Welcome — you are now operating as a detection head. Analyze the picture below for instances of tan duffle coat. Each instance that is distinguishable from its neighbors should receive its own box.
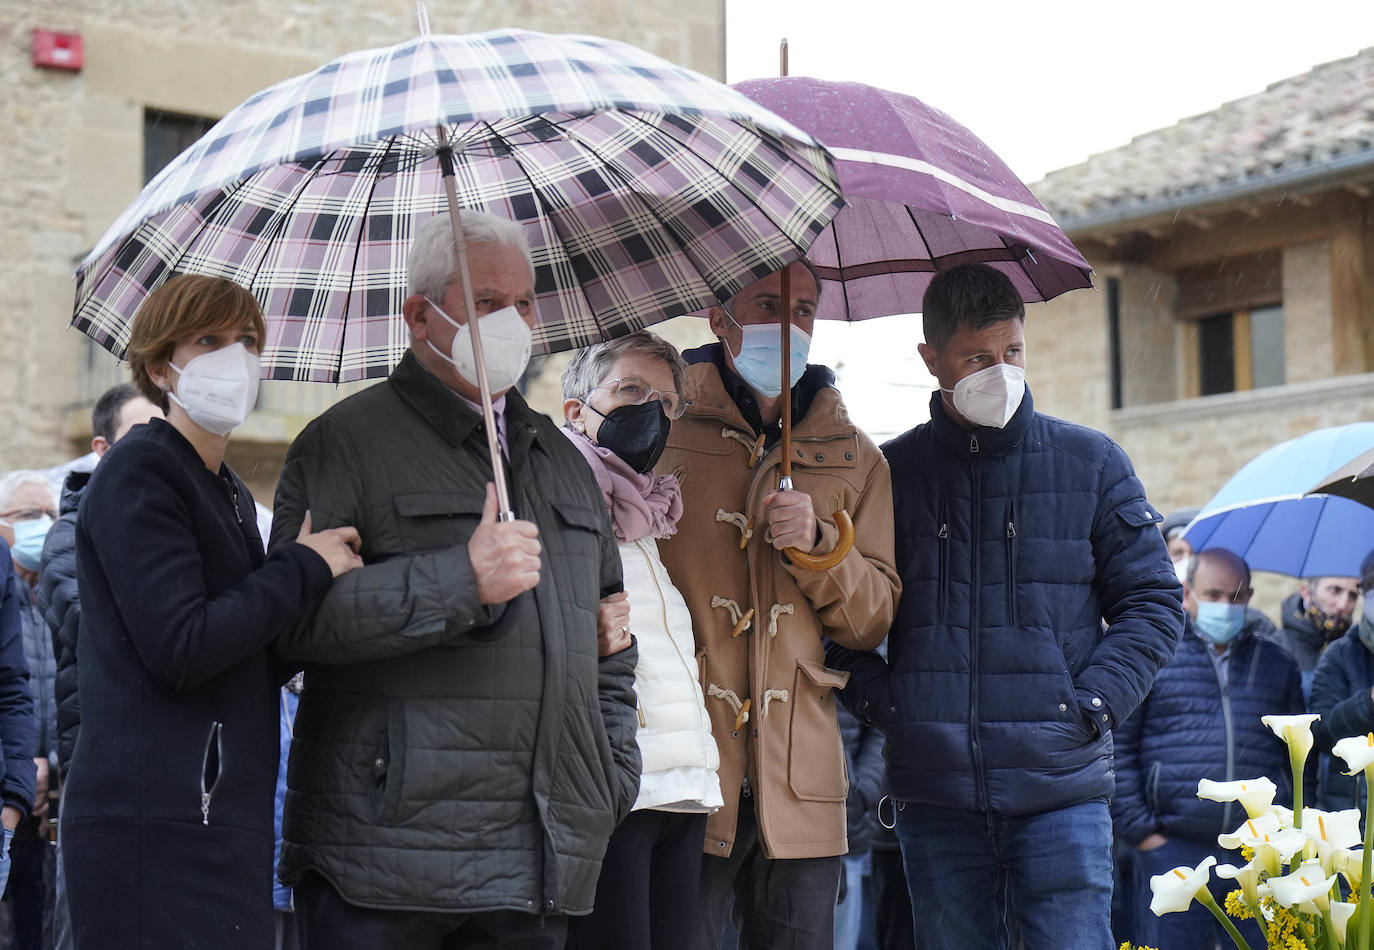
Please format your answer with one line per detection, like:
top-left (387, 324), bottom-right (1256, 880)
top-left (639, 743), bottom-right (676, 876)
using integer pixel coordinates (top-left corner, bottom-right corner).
top-left (657, 360), bottom-right (900, 860)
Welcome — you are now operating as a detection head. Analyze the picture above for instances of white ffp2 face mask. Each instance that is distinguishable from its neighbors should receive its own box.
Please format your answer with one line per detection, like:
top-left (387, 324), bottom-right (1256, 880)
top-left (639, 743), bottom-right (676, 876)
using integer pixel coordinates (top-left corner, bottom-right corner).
top-left (167, 342), bottom-right (261, 436)
top-left (425, 299), bottom-right (533, 394)
top-left (943, 363), bottom-right (1026, 429)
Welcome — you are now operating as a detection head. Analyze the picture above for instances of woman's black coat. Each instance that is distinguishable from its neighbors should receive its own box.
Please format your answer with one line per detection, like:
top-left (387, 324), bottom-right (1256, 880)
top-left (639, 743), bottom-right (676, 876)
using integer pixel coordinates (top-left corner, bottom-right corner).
top-left (62, 419), bottom-right (331, 949)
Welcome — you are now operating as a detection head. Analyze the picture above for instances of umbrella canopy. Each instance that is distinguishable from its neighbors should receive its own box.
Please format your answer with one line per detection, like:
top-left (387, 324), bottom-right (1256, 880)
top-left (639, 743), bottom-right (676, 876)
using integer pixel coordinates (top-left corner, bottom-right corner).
top-left (732, 76), bottom-right (1092, 320)
top-left (1184, 423), bottom-right (1374, 577)
top-left (73, 29), bottom-right (843, 383)
top-left (1310, 446), bottom-right (1374, 511)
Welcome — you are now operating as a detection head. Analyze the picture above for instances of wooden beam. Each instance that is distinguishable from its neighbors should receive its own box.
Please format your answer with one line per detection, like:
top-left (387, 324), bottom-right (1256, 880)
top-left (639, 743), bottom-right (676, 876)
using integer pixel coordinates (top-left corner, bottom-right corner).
top-left (1331, 220), bottom-right (1374, 375)
top-left (1140, 194), bottom-right (1352, 269)
top-left (1233, 310), bottom-right (1253, 391)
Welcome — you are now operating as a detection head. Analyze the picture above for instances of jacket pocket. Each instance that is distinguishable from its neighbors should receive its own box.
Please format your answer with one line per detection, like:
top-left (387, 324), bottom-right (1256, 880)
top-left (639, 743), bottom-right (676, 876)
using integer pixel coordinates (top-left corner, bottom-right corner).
top-left (1145, 760), bottom-right (1162, 814)
top-left (199, 721), bottom-right (223, 826)
top-left (787, 658), bottom-right (850, 802)
top-left (393, 490), bottom-right (484, 552)
top-left (368, 700), bottom-right (407, 825)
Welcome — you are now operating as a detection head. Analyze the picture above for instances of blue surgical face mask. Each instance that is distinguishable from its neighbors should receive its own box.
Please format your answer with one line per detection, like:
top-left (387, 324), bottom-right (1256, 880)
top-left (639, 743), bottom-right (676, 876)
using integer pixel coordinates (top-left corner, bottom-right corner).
top-left (1194, 601), bottom-right (1246, 645)
top-left (5, 516), bottom-right (53, 573)
top-left (721, 304), bottom-right (811, 399)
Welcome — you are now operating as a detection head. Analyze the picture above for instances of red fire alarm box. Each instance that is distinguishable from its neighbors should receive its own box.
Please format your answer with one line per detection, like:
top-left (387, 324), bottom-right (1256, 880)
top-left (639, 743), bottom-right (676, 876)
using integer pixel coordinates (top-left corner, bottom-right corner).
top-left (31, 29), bottom-right (84, 72)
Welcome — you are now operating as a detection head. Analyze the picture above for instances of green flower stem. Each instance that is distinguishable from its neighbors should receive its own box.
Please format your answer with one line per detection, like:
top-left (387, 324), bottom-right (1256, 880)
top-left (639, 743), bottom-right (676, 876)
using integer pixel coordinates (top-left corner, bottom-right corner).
top-left (1361, 764), bottom-right (1374, 950)
top-left (1198, 888), bottom-right (1254, 950)
top-left (1292, 746), bottom-right (1306, 830)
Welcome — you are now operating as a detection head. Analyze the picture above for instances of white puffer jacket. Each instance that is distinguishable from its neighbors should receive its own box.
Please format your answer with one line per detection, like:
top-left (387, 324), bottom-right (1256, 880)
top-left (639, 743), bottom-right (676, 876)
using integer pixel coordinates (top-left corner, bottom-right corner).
top-left (620, 536), bottom-right (722, 812)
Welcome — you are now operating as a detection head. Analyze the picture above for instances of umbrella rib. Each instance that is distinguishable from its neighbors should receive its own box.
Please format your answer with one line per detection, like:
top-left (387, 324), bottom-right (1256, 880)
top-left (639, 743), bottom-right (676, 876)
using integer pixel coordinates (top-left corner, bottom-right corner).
top-left (484, 118), bottom-right (608, 344)
top-left (619, 111), bottom-right (813, 255)
top-left (903, 204), bottom-right (937, 263)
top-left (542, 115), bottom-right (731, 326)
top-left (244, 155), bottom-right (331, 292)
top-left (1005, 232), bottom-right (1048, 300)
top-left (331, 136), bottom-right (401, 384)
top-left (162, 178), bottom-right (252, 281)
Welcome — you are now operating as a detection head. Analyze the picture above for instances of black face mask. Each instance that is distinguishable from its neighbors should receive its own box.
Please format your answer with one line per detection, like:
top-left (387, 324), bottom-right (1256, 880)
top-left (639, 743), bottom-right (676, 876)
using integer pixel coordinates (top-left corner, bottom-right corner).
top-left (586, 400), bottom-right (671, 474)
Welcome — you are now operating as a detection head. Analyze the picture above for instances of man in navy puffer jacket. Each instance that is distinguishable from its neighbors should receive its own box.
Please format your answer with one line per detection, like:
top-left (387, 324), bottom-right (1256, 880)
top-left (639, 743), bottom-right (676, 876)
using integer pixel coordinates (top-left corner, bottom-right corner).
top-left (828, 263), bottom-right (1183, 950)
top-left (1114, 547), bottom-right (1305, 950)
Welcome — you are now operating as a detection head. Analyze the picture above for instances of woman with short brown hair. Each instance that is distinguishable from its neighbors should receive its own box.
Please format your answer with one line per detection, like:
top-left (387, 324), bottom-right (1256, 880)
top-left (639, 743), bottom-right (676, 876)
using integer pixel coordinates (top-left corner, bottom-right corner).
top-left (61, 275), bottom-right (363, 949)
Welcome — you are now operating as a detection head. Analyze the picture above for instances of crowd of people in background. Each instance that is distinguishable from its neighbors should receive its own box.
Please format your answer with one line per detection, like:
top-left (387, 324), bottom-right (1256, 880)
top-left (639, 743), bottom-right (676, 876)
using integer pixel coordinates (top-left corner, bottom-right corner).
top-left (0, 209), bottom-right (1365, 950)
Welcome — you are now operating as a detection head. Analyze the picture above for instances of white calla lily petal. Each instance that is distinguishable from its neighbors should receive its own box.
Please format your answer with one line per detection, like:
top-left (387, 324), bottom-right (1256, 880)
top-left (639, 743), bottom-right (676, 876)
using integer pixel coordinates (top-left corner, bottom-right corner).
top-left (1149, 856), bottom-right (1216, 916)
top-left (1261, 714), bottom-right (1320, 763)
top-left (1330, 900), bottom-right (1358, 943)
top-left (1198, 777), bottom-right (1278, 818)
top-left (1332, 732), bottom-right (1374, 775)
top-left (1266, 859), bottom-right (1337, 911)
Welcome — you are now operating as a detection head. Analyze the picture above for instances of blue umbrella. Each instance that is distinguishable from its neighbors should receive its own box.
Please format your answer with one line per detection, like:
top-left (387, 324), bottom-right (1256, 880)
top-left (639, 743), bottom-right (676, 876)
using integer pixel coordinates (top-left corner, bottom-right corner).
top-left (1184, 423), bottom-right (1374, 577)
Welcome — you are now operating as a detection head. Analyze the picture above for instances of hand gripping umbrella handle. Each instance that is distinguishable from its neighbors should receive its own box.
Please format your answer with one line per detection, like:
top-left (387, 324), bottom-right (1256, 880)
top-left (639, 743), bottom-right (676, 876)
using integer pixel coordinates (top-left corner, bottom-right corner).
top-left (785, 508), bottom-right (854, 571)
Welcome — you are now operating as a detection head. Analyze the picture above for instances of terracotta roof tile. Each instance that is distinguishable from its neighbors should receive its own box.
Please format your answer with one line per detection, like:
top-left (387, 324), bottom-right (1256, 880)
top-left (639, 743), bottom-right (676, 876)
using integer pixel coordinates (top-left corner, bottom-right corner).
top-left (1032, 47), bottom-right (1374, 225)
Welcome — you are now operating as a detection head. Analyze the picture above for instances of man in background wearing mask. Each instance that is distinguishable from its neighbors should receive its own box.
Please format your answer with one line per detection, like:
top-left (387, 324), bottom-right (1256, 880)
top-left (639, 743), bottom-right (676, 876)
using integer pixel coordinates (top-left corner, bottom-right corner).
top-left (1269, 575), bottom-right (1360, 691)
top-left (1112, 547), bottom-right (1304, 950)
top-left (0, 472), bottom-right (58, 949)
top-left (269, 211), bottom-right (640, 948)
top-left (657, 260), bottom-right (899, 949)
top-left (828, 262), bottom-right (1183, 950)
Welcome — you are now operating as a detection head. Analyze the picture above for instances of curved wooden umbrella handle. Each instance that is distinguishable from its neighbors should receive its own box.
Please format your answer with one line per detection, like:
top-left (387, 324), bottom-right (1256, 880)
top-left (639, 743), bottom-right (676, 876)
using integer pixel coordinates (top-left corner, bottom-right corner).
top-left (785, 509), bottom-right (855, 571)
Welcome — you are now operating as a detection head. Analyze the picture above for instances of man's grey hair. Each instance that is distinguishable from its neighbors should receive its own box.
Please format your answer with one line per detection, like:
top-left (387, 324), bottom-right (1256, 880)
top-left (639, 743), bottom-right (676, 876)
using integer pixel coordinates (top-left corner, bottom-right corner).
top-left (562, 330), bottom-right (688, 405)
top-left (407, 211), bottom-right (533, 303)
top-left (0, 471), bottom-right (56, 513)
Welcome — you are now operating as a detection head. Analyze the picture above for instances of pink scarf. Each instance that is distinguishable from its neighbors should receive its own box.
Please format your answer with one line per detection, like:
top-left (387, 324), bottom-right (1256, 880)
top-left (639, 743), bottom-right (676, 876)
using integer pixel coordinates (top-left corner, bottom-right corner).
top-left (563, 428), bottom-right (683, 542)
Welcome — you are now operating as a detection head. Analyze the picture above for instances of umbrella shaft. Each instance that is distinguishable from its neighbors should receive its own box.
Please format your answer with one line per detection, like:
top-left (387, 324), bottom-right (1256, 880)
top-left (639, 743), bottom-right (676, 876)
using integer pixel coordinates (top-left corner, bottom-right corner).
top-left (437, 132), bottom-right (514, 517)
top-left (779, 263), bottom-right (792, 482)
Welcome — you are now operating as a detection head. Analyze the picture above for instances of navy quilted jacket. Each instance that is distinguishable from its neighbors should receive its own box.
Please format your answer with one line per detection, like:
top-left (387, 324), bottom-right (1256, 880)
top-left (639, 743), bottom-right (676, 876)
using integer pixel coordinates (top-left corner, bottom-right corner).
top-left (829, 389), bottom-right (1183, 816)
top-left (1309, 626), bottom-right (1374, 811)
top-left (1112, 619), bottom-right (1307, 848)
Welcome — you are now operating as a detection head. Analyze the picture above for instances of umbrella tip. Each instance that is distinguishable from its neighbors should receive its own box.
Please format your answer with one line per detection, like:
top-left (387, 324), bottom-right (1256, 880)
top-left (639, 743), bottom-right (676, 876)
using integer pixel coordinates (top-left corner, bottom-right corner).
top-left (415, 1), bottom-right (431, 35)
top-left (779, 38), bottom-right (789, 76)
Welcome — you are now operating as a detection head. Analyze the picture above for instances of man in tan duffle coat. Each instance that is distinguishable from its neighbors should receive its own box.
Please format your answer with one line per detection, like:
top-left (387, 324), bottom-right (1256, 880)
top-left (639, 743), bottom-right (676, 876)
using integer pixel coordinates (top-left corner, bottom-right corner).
top-left (656, 260), bottom-right (900, 949)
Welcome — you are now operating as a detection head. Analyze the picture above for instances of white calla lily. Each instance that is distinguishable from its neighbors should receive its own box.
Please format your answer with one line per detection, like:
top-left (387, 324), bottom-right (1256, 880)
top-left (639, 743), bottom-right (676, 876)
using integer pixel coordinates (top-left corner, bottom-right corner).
top-left (1198, 777), bottom-right (1278, 818)
top-left (1219, 813), bottom-right (1308, 876)
top-left (1333, 732), bottom-right (1374, 775)
top-left (1265, 859), bottom-right (1337, 912)
top-left (1216, 858), bottom-right (1265, 910)
top-left (1261, 714), bottom-right (1321, 761)
top-left (1332, 847), bottom-right (1365, 891)
top-left (1149, 855), bottom-right (1216, 916)
top-left (1329, 900), bottom-right (1358, 943)
top-left (1301, 807), bottom-right (1363, 870)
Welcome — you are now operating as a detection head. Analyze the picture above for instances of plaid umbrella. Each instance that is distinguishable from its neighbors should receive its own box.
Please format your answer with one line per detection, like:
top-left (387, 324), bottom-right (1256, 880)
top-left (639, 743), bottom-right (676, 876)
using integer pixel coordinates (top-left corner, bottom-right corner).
top-left (732, 76), bottom-right (1092, 319)
top-left (73, 29), bottom-right (843, 384)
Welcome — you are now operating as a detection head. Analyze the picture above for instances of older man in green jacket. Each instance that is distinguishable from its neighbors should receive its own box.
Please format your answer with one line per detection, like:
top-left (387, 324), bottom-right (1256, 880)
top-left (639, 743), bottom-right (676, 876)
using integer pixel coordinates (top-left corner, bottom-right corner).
top-left (269, 211), bottom-right (640, 949)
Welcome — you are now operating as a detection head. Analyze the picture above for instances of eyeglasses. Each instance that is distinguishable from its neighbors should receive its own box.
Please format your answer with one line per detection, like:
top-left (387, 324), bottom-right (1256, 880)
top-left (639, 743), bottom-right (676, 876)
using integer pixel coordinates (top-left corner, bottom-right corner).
top-left (0, 508), bottom-right (55, 524)
top-left (587, 377), bottom-right (689, 420)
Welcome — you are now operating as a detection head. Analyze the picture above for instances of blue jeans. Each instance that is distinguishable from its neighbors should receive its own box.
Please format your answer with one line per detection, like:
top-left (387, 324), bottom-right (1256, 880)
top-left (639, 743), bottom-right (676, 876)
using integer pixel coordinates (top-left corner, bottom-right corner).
top-left (1130, 837), bottom-right (1264, 950)
top-left (894, 799), bottom-right (1114, 950)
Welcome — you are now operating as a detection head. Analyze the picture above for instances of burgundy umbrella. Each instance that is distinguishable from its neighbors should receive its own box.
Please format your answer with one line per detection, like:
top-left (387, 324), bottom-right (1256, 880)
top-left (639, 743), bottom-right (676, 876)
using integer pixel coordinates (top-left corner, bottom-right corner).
top-left (732, 70), bottom-right (1092, 571)
top-left (733, 75), bottom-right (1092, 321)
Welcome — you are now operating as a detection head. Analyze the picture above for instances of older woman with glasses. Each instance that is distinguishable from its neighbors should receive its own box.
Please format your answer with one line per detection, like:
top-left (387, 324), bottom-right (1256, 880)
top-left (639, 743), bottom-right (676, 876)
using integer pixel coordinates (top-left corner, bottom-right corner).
top-left (561, 330), bottom-right (721, 950)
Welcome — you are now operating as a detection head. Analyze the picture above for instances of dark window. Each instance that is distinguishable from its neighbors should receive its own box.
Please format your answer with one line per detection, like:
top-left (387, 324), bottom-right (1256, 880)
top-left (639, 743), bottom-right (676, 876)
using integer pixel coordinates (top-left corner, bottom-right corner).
top-left (143, 109), bottom-right (217, 184)
top-left (1106, 277), bottom-right (1123, 410)
top-left (1197, 313), bottom-right (1235, 396)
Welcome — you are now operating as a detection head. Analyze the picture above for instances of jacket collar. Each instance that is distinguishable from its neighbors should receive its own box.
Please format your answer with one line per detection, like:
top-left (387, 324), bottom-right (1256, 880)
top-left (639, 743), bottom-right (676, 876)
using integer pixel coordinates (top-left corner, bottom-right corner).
top-left (60, 470), bottom-right (91, 515)
top-left (388, 349), bottom-right (541, 453)
top-left (928, 385), bottom-right (1034, 458)
top-left (682, 342), bottom-right (835, 436)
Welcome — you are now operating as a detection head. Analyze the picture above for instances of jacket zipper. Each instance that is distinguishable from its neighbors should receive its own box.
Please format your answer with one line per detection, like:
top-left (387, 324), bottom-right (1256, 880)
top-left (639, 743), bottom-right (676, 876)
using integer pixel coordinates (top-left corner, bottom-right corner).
top-left (1005, 501), bottom-right (1017, 627)
top-left (968, 435), bottom-right (987, 811)
top-left (1210, 646), bottom-right (1236, 832)
top-left (937, 514), bottom-right (950, 623)
top-left (201, 720), bottom-right (223, 826)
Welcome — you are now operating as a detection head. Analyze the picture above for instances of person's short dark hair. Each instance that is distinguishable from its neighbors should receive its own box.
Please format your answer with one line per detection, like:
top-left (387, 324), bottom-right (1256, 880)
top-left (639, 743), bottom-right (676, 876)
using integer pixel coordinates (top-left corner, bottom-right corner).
top-left (921, 263), bottom-right (1025, 350)
top-left (91, 383), bottom-right (142, 445)
top-left (1160, 507), bottom-right (1201, 541)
